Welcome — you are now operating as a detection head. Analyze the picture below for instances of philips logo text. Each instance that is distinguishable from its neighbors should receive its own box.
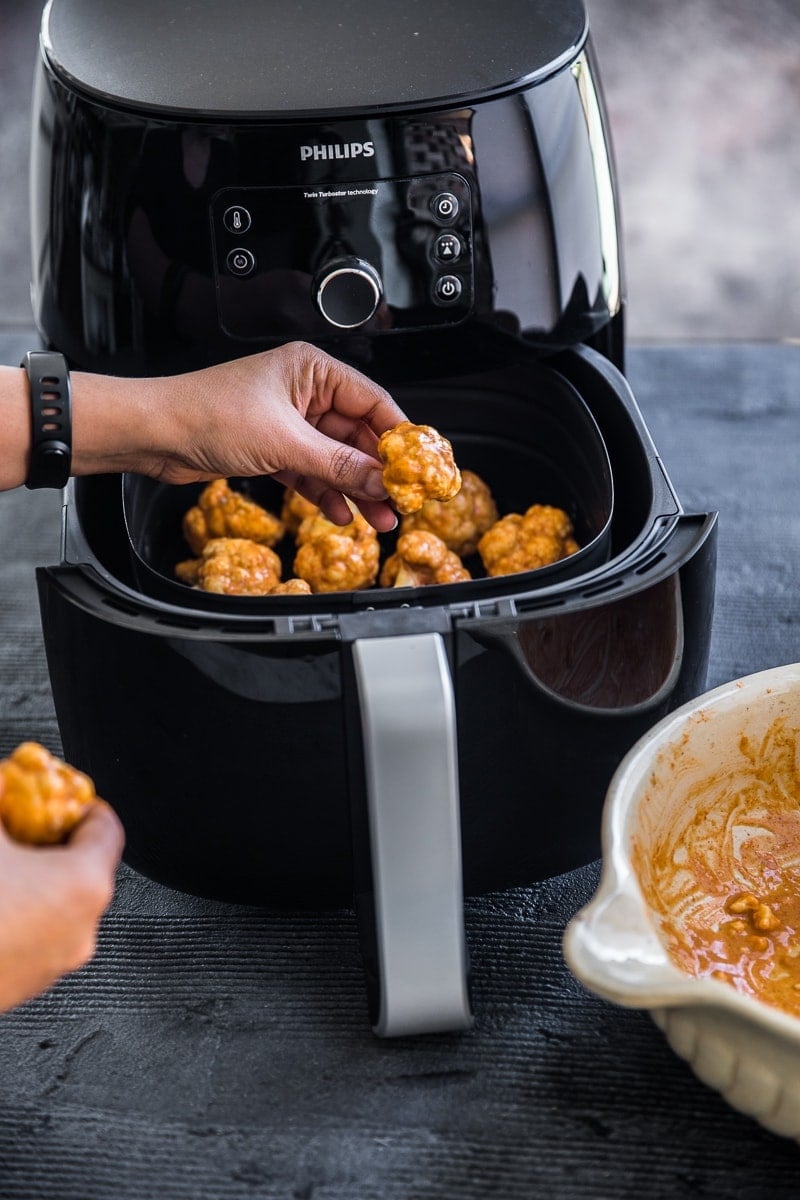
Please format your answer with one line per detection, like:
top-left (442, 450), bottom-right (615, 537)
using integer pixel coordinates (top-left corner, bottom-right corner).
top-left (300, 142), bottom-right (375, 162)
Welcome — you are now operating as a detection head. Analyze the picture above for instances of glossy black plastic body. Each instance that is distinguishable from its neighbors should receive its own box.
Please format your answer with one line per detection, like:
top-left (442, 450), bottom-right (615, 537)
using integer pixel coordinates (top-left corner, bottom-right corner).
top-left (36, 348), bottom-right (717, 906)
top-left (30, 39), bottom-right (623, 376)
top-left (29, 2), bottom-right (715, 912)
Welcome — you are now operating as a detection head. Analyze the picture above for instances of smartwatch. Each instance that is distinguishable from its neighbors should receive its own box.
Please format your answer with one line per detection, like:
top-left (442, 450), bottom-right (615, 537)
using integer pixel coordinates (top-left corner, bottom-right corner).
top-left (21, 350), bottom-right (72, 490)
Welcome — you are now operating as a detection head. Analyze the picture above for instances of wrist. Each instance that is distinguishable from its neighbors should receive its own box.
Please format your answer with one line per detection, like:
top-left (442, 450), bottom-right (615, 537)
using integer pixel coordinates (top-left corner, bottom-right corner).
top-left (70, 371), bottom-right (172, 477)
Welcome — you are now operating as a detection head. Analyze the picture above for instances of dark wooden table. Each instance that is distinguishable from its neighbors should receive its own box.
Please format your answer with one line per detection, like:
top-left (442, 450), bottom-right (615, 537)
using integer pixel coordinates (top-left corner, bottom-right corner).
top-left (1, 334), bottom-right (799, 1199)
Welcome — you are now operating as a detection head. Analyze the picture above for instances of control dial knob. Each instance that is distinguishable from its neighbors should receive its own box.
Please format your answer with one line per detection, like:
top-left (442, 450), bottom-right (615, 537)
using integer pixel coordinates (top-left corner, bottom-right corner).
top-left (314, 257), bottom-right (383, 329)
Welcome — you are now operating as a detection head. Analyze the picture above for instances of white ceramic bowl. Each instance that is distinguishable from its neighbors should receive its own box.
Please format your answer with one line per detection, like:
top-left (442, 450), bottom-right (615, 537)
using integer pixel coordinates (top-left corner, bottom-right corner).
top-left (564, 662), bottom-right (800, 1140)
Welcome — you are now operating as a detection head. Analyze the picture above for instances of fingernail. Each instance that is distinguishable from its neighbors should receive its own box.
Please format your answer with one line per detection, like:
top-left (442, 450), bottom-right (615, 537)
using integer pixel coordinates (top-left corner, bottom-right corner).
top-left (365, 471), bottom-right (388, 500)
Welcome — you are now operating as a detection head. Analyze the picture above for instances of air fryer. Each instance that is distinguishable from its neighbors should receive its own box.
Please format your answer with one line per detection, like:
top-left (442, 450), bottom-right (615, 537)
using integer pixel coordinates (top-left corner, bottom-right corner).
top-left (30, 0), bottom-right (716, 1036)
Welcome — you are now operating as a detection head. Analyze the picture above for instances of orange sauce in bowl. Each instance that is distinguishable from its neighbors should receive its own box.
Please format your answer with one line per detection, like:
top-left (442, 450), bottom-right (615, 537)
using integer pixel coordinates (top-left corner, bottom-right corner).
top-left (632, 715), bottom-right (800, 1018)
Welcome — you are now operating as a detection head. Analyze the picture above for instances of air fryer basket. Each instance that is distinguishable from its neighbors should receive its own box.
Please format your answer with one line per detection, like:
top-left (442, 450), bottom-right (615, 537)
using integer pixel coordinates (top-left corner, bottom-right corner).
top-left (122, 366), bottom-right (614, 611)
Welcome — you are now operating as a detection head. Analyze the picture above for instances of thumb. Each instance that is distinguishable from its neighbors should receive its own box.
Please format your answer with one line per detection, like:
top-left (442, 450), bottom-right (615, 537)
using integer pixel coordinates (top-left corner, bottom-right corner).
top-left (66, 801), bottom-right (125, 868)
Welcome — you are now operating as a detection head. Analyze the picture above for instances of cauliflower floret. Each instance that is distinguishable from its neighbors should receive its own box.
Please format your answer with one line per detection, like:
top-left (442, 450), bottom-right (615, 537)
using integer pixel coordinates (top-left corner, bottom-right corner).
top-left (478, 504), bottom-right (579, 577)
top-left (269, 578), bottom-right (312, 595)
top-left (0, 741), bottom-right (99, 845)
top-left (399, 469), bottom-right (498, 558)
top-left (377, 421), bottom-right (462, 514)
top-left (182, 479), bottom-right (284, 555)
top-left (295, 507), bottom-right (377, 546)
top-left (177, 537), bottom-right (283, 595)
top-left (380, 530), bottom-right (470, 588)
top-left (294, 533), bottom-right (380, 593)
top-left (280, 488), bottom-right (319, 535)
top-left (174, 557), bottom-right (202, 586)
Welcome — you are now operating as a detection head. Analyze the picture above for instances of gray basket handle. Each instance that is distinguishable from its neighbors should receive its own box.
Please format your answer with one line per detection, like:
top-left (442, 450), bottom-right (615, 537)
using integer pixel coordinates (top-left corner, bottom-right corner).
top-left (352, 632), bottom-right (472, 1037)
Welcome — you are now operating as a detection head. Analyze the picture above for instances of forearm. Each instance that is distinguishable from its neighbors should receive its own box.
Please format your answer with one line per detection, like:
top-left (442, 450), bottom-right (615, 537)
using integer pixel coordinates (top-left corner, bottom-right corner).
top-left (0, 344), bottom-right (403, 526)
top-left (0, 365), bottom-right (172, 491)
top-left (0, 367), bottom-right (33, 490)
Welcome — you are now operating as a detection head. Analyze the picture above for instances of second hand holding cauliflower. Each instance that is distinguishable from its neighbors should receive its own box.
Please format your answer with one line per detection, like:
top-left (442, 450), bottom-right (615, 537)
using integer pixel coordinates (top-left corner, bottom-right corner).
top-left (0, 742), bottom-right (101, 845)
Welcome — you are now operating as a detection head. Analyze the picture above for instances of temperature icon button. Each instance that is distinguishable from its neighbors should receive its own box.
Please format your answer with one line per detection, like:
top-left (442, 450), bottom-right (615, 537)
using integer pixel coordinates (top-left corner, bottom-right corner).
top-left (223, 206), bottom-right (252, 234)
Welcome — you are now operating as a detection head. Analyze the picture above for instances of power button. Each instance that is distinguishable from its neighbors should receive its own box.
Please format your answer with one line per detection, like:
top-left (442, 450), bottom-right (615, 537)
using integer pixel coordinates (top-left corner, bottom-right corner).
top-left (434, 275), bottom-right (462, 305)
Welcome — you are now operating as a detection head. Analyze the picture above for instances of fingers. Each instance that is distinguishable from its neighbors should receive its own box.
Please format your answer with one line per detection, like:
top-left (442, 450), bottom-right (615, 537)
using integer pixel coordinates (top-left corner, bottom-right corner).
top-left (311, 491), bottom-right (397, 533)
top-left (313, 408), bottom-right (382, 459)
top-left (348, 498), bottom-right (400, 533)
top-left (282, 346), bottom-right (407, 526)
top-left (277, 407), bottom-right (389, 503)
top-left (290, 342), bottom-right (406, 435)
top-left (274, 469), bottom-right (398, 533)
top-left (0, 796), bottom-right (124, 864)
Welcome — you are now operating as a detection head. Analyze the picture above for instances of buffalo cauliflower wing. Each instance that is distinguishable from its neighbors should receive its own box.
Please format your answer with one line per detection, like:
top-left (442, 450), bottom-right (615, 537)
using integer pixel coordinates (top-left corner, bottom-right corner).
top-left (176, 537), bottom-right (283, 595)
top-left (182, 479), bottom-right (284, 555)
top-left (478, 504), bottom-right (579, 577)
top-left (294, 533), bottom-right (380, 593)
top-left (399, 468), bottom-right (498, 558)
top-left (280, 488), bottom-right (319, 535)
top-left (269, 578), bottom-right (312, 595)
top-left (0, 741), bottom-right (99, 845)
top-left (380, 530), bottom-right (470, 588)
top-left (295, 507), bottom-right (376, 546)
top-left (377, 421), bottom-right (462, 514)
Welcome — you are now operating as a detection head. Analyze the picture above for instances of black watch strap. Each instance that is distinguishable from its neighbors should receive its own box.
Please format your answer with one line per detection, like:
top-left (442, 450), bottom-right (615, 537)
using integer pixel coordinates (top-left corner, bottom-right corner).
top-left (21, 350), bottom-right (72, 490)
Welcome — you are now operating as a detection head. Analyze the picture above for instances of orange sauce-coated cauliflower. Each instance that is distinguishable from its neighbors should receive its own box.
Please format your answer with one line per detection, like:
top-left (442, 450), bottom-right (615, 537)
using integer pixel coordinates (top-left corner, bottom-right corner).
top-left (400, 469), bottom-right (498, 558)
top-left (176, 537), bottom-right (282, 595)
top-left (0, 742), bottom-right (99, 845)
top-left (270, 578), bottom-right (312, 595)
top-left (295, 507), bottom-right (376, 546)
top-left (478, 504), bottom-right (579, 577)
top-left (280, 489), bottom-right (319, 535)
top-left (182, 479), bottom-right (284, 555)
top-left (380, 530), bottom-right (470, 588)
top-left (294, 533), bottom-right (380, 593)
top-left (377, 421), bottom-right (462, 515)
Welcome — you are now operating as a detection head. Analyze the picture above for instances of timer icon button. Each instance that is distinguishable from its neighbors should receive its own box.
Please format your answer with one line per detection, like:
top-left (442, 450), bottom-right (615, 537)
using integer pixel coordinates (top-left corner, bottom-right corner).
top-left (431, 192), bottom-right (460, 223)
top-left (434, 275), bottom-right (462, 305)
top-left (223, 206), bottom-right (251, 234)
top-left (226, 247), bottom-right (256, 277)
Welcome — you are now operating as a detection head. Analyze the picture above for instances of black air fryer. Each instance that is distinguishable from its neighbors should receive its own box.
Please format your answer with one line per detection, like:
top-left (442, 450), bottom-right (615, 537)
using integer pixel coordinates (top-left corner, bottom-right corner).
top-left (30, 0), bottom-right (716, 1036)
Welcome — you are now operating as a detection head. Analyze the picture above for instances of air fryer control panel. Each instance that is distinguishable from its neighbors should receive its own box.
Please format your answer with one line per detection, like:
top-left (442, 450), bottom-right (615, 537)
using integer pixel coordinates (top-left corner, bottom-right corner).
top-left (210, 172), bottom-right (473, 339)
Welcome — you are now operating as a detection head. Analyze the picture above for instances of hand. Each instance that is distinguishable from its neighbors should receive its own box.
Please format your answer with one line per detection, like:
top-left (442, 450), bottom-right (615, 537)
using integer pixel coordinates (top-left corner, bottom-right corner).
top-left (160, 342), bottom-right (405, 529)
top-left (72, 342), bottom-right (407, 531)
top-left (0, 801), bottom-right (125, 1013)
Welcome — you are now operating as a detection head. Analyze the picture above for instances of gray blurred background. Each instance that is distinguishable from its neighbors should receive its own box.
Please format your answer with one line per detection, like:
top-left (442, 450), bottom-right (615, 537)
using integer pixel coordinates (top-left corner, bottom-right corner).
top-left (1, 0), bottom-right (798, 341)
